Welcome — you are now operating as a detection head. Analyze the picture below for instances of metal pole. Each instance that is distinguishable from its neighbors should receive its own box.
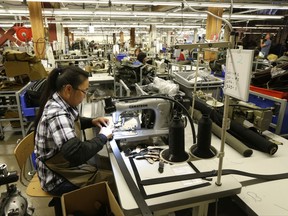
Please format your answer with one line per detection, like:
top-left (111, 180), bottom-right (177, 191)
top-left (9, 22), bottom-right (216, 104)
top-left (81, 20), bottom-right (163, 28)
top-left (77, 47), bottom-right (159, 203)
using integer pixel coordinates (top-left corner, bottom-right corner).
top-left (216, 95), bottom-right (230, 186)
top-left (191, 48), bottom-right (201, 117)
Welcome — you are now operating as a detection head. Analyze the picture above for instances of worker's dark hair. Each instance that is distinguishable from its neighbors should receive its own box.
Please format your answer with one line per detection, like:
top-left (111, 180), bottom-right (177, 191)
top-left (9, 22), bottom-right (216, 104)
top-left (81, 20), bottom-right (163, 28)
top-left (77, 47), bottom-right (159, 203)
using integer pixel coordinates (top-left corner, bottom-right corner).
top-left (33, 66), bottom-right (89, 130)
top-left (137, 52), bottom-right (147, 63)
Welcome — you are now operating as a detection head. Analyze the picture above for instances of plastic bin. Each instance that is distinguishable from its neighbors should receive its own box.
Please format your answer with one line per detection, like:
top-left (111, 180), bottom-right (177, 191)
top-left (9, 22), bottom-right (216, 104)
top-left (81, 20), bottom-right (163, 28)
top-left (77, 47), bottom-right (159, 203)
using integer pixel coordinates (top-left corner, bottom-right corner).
top-left (250, 85), bottom-right (288, 100)
top-left (116, 53), bottom-right (127, 61)
top-left (19, 90), bottom-right (38, 119)
top-left (174, 72), bottom-right (224, 88)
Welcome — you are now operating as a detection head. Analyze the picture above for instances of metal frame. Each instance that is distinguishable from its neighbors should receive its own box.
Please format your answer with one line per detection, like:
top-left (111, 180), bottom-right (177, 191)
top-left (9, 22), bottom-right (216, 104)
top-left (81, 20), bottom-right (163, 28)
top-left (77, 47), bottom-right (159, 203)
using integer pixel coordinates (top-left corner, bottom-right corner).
top-left (249, 90), bottom-right (287, 135)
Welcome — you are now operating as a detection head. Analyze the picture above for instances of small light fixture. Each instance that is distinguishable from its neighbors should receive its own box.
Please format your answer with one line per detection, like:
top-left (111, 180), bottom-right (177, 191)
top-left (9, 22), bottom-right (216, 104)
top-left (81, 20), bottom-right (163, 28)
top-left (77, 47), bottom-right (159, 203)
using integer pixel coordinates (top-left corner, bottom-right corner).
top-left (89, 24), bottom-right (94, 33)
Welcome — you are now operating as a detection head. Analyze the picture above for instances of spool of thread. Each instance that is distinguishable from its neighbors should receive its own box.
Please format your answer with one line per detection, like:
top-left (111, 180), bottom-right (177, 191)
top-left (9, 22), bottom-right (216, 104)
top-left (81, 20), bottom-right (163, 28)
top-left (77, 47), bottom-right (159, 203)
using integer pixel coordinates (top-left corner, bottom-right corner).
top-left (193, 110), bottom-right (253, 157)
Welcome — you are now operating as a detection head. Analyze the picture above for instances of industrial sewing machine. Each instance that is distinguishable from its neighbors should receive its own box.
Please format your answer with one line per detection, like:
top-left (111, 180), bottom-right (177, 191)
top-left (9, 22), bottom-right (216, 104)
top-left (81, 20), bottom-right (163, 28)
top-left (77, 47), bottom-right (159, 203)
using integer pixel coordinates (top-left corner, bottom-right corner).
top-left (104, 97), bottom-right (173, 142)
top-left (195, 91), bottom-right (273, 133)
top-left (228, 98), bottom-right (273, 132)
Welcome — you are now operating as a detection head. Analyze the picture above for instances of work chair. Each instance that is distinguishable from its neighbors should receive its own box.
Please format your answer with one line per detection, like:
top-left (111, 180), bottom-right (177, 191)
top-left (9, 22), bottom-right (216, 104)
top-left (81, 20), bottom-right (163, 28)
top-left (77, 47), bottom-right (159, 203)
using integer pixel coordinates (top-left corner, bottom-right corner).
top-left (14, 131), bottom-right (62, 216)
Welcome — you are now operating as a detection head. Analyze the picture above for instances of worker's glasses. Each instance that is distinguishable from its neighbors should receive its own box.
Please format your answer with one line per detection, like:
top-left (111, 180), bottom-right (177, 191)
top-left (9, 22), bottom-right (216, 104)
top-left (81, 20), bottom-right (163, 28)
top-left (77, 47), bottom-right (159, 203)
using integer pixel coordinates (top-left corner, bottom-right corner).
top-left (75, 88), bottom-right (88, 95)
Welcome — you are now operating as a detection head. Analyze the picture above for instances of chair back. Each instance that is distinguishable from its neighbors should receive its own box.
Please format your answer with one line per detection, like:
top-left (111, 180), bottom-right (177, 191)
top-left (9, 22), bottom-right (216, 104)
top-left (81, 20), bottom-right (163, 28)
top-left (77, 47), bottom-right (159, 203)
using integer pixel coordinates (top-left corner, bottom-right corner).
top-left (14, 131), bottom-right (35, 186)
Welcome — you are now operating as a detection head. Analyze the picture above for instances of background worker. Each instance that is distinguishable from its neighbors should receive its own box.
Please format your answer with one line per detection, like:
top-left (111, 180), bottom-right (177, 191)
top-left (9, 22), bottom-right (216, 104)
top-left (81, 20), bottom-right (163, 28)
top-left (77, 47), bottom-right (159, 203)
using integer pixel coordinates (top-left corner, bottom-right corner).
top-left (34, 66), bottom-right (114, 196)
top-left (260, 33), bottom-right (272, 58)
top-left (177, 49), bottom-right (186, 61)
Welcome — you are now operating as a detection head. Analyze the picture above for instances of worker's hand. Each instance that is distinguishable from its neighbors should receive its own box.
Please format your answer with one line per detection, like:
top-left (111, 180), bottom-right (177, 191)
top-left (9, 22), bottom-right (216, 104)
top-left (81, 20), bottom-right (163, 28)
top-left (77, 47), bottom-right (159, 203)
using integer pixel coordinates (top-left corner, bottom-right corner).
top-left (92, 117), bottom-right (109, 128)
top-left (100, 126), bottom-right (113, 141)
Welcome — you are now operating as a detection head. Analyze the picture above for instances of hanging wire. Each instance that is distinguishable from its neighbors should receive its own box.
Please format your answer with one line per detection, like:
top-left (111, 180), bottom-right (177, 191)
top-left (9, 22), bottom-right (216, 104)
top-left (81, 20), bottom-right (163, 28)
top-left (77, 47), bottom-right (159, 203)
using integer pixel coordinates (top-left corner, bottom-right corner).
top-left (182, 0), bottom-right (233, 32)
top-left (108, 0), bottom-right (112, 43)
top-left (181, 2), bottom-right (184, 34)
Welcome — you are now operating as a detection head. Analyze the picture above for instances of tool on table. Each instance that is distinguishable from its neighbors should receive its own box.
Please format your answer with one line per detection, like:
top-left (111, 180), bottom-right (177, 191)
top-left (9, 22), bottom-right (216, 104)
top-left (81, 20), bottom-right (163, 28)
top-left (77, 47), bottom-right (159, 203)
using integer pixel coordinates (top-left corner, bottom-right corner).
top-left (125, 146), bottom-right (164, 164)
top-left (158, 160), bottom-right (165, 173)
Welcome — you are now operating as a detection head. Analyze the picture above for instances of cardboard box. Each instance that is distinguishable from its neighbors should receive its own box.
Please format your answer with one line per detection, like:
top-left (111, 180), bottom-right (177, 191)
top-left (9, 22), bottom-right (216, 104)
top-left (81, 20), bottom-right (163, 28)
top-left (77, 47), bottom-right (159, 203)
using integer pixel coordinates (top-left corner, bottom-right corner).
top-left (4, 61), bottom-right (47, 81)
top-left (61, 182), bottom-right (124, 216)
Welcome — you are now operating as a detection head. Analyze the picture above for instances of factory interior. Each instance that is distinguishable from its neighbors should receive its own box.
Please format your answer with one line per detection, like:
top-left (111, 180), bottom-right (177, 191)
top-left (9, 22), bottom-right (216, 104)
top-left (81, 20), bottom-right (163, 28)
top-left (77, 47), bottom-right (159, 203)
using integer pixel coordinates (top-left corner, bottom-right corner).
top-left (0, 0), bottom-right (288, 216)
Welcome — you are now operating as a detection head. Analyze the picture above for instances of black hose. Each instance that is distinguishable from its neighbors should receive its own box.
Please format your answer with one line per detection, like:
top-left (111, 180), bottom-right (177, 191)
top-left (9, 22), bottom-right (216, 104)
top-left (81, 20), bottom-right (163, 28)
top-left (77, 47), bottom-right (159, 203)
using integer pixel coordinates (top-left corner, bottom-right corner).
top-left (194, 97), bottom-right (278, 155)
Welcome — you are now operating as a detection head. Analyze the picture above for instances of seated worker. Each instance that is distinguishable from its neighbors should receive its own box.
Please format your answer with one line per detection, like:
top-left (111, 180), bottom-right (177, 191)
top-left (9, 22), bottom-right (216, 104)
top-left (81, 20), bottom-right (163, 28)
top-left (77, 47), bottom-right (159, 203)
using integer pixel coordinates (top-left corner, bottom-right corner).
top-left (177, 49), bottom-right (186, 61)
top-left (137, 51), bottom-right (147, 64)
top-left (134, 47), bottom-right (142, 57)
top-left (34, 66), bottom-right (114, 196)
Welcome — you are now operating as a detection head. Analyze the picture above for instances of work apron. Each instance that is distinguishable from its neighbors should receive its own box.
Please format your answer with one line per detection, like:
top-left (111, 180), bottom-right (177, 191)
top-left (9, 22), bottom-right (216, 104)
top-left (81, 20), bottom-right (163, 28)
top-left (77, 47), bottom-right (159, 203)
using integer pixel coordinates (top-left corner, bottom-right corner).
top-left (43, 120), bottom-right (113, 188)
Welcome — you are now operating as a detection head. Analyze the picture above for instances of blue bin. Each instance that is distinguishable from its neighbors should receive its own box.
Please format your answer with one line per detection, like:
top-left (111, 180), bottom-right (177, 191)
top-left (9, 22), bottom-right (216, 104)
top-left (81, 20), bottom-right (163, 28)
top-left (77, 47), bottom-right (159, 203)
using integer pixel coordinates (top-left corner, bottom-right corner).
top-left (248, 93), bottom-right (288, 134)
top-left (19, 90), bottom-right (38, 120)
top-left (116, 53), bottom-right (127, 61)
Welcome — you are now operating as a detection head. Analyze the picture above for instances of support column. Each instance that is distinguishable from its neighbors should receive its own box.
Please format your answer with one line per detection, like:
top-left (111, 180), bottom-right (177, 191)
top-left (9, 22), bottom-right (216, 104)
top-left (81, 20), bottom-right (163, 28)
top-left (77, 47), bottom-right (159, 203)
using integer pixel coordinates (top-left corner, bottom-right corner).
top-left (148, 25), bottom-right (157, 53)
top-left (130, 28), bottom-right (135, 48)
top-left (28, 2), bottom-right (45, 59)
top-left (64, 27), bottom-right (69, 52)
top-left (205, 7), bottom-right (223, 61)
top-left (48, 23), bottom-right (57, 43)
top-left (167, 31), bottom-right (172, 47)
top-left (119, 31), bottom-right (124, 47)
top-left (113, 33), bottom-right (116, 45)
top-left (194, 28), bottom-right (198, 43)
top-left (55, 17), bottom-right (65, 54)
top-left (69, 32), bottom-right (74, 48)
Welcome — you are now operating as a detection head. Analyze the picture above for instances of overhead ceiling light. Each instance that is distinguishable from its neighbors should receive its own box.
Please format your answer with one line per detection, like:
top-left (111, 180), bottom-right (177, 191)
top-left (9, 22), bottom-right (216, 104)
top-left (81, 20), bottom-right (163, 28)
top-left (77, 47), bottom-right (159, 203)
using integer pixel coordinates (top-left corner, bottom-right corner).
top-left (234, 26), bottom-right (281, 30)
top-left (156, 25), bottom-right (201, 29)
top-left (227, 14), bottom-right (283, 19)
top-left (255, 24), bottom-right (286, 27)
top-left (2, 8), bottom-right (282, 20)
top-left (8, 0), bottom-right (288, 10)
top-left (233, 3), bottom-right (288, 10)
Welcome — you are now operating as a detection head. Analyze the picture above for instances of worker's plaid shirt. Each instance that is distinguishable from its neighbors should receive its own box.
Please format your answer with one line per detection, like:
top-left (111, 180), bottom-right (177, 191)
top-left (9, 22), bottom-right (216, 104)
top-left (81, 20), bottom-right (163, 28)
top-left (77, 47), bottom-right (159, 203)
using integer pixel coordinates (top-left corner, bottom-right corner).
top-left (34, 92), bottom-right (79, 192)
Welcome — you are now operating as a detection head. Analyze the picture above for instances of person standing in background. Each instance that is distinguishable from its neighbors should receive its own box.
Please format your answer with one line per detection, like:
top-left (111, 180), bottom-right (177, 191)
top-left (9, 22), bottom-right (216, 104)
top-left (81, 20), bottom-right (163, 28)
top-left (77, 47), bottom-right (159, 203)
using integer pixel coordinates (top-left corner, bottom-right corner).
top-left (177, 49), bottom-right (186, 61)
top-left (260, 33), bottom-right (272, 58)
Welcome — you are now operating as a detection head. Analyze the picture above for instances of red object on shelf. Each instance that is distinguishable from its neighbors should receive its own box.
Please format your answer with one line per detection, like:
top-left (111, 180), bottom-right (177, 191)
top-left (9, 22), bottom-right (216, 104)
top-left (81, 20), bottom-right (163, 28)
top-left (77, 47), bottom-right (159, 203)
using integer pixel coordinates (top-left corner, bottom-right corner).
top-left (15, 27), bottom-right (32, 42)
top-left (250, 85), bottom-right (288, 99)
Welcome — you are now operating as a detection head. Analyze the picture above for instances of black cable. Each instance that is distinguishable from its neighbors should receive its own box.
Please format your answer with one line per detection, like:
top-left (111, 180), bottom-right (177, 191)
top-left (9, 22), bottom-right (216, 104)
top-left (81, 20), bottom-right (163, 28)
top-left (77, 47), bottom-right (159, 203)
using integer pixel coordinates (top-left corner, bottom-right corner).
top-left (116, 95), bottom-right (196, 144)
top-left (141, 169), bottom-right (288, 185)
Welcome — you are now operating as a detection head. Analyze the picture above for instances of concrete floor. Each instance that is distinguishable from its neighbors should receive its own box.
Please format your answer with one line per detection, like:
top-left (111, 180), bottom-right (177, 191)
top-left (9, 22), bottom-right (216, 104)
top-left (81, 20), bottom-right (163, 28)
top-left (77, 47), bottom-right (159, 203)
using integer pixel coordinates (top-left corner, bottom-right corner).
top-left (0, 130), bottom-right (54, 216)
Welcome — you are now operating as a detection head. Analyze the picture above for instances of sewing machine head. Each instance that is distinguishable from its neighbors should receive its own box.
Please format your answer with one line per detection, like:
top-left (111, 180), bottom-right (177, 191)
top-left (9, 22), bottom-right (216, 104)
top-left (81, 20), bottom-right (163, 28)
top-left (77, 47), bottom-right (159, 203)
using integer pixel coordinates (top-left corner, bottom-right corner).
top-left (228, 99), bottom-right (273, 132)
top-left (105, 98), bottom-right (172, 130)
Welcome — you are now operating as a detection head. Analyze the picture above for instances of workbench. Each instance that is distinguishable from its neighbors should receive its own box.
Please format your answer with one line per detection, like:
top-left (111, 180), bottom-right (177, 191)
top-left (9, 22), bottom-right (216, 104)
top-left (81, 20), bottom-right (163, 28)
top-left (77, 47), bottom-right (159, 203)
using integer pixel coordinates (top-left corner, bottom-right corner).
top-left (84, 100), bottom-right (288, 216)
top-left (88, 72), bottom-right (114, 85)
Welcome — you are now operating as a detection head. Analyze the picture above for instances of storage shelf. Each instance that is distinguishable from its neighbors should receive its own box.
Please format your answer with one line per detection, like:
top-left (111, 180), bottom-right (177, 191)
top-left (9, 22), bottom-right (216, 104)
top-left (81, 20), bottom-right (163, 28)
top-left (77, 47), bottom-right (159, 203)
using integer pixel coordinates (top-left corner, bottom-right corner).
top-left (0, 83), bottom-right (33, 140)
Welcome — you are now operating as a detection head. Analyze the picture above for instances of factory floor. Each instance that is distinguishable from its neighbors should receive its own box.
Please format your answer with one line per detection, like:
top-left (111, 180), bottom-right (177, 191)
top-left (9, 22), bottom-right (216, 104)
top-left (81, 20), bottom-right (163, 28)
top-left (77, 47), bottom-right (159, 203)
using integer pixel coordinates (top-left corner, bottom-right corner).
top-left (0, 129), bottom-right (248, 216)
top-left (0, 130), bottom-right (54, 216)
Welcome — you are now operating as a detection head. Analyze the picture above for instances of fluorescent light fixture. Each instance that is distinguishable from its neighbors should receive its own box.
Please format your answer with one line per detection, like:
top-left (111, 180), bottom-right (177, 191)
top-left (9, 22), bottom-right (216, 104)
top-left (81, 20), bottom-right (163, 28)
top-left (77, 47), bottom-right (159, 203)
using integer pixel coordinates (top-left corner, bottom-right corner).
top-left (8, 0), bottom-right (288, 10)
top-left (63, 24), bottom-right (150, 28)
top-left (233, 26), bottom-right (281, 30)
top-left (255, 24), bottom-right (286, 27)
top-left (243, 32), bottom-right (262, 35)
top-left (88, 26), bottom-right (94, 33)
top-left (233, 3), bottom-right (288, 10)
top-left (0, 24), bottom-right (31, 28)
top-left (0, 8), bottom-right (284, 20)
top-left (156, 25), bottom-right (201, 29)
top-left (0, 24), bottom-right (15, 27)
top-left (225, 14), bottom-right (284, 20)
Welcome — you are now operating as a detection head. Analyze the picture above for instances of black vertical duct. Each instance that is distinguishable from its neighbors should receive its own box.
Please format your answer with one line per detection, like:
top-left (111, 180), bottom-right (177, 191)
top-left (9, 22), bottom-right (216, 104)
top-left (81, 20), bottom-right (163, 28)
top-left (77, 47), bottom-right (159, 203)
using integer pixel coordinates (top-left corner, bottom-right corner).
top-left (190, 114), bottom-right (217, 159)
top-left (161, 114), bottom-right (190, 163)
